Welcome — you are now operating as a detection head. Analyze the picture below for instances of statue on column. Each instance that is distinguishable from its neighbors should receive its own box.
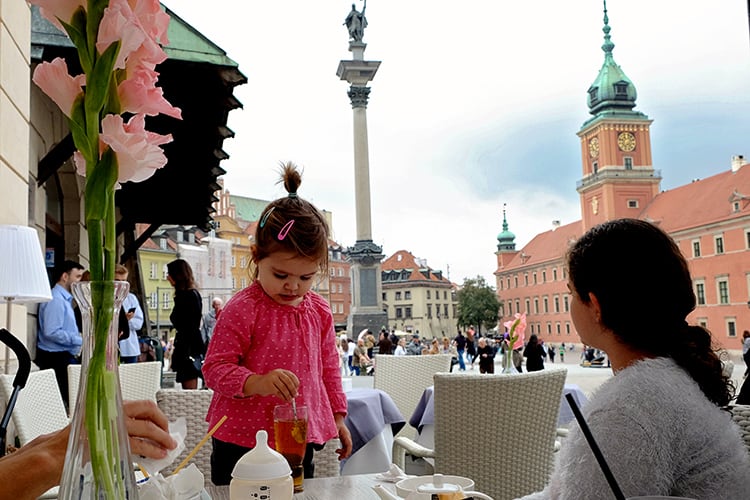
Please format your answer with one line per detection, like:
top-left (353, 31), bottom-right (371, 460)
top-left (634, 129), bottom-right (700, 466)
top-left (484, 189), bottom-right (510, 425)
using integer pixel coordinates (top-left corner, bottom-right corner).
top-left (344, 1), bottom-right (367, 42)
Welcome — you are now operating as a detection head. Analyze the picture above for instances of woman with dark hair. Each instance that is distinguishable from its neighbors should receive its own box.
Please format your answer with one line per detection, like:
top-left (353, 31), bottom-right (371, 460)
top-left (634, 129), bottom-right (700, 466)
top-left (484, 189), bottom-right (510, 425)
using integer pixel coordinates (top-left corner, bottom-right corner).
top-left (167, 259), bottom-right (204, 390)
top-left (520, 219), bottom-right (749, 500)
top-left (522, 334), bottom-right (545, 372)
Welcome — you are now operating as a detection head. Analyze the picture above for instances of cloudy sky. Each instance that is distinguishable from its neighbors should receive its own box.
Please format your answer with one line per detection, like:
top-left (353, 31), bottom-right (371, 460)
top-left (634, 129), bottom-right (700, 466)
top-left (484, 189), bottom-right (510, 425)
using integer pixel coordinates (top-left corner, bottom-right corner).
top-left (163, 0), bottom-right (750, 286)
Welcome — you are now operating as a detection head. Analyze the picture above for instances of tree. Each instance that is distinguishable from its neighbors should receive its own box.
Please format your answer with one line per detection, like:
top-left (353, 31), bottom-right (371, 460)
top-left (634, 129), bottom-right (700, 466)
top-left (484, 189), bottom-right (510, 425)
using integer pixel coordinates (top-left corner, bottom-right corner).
top-left (456, 276), bottom-right (500, 335)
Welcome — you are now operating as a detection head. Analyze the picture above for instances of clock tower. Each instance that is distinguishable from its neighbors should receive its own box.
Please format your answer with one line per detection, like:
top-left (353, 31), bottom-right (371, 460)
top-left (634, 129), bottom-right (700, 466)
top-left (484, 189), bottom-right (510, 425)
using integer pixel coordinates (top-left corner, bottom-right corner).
top-left (576, 0), bottom-right (661, 231)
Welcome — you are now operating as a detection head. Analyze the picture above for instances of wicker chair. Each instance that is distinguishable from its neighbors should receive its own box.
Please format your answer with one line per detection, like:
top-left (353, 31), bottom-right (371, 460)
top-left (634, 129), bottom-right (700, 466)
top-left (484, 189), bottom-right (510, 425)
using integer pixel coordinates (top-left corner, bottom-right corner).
top-left (313, 438), bottom-right (342, 478)
top-left (68, 361), bottom-right (162, 410)
top-left (728, 404), bottom-right (750, 456)
top-left (394, 369), bottom-right (566, 500)
top-left (0, 369), bottom-right (69, 445)
top-left (156, 388), bottom-right (214, 475)
top-left (373, 354), bottom-right (452, 439)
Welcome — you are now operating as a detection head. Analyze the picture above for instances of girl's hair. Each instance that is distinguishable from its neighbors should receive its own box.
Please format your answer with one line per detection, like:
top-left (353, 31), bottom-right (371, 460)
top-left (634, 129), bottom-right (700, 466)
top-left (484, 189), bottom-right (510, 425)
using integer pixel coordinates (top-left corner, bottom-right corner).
top-left (743, 330), bottom-right (750, 340)
top-left (167, 258), bottom-right (196, 292)
top-left (252, 162), bottom-right (330, 279)
top-left (527, 334), bottom-right (539, 346)
top-left (566, 218), bottom-right (732, 407)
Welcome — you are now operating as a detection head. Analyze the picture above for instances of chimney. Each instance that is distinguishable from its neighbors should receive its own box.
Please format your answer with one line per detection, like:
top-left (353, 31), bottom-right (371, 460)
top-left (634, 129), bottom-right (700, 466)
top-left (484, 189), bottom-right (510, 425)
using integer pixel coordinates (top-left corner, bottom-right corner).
top-left (731, 155), bottom-right (745, 172)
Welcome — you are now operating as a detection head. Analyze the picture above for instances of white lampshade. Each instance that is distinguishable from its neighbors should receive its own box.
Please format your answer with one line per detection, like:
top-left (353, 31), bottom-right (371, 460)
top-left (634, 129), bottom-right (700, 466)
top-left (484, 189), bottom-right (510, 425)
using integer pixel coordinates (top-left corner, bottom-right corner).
top-left (0, 225), bottom-right (52, 303)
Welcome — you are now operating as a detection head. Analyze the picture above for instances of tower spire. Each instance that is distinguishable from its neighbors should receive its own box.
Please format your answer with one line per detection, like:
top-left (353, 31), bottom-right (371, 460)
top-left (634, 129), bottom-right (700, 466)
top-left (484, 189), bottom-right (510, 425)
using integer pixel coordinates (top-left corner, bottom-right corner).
top-left (496, 203), bottom-right (516, 252)
top-left (601, 0), bottom-right (615, 57)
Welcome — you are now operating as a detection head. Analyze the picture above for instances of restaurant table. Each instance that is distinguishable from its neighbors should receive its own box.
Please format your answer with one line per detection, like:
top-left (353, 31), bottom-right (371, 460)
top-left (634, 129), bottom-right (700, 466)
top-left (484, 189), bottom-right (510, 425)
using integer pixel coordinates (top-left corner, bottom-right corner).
top-left (340, 388), bottom-right (405, 475)
top-left (205, 472), bottom-right (391, 499)
top-left (409, 382), bottom-right (590, 453)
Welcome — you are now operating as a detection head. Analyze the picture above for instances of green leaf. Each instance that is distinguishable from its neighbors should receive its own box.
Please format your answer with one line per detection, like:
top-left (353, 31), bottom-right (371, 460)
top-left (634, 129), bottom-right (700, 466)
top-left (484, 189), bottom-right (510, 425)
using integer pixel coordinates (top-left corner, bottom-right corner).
top-left (85, 41), bottom-right (120, 117)
top-left (84, 148), bottom-right (118, 216)
top-left (69, 95), bottom-right (94, 163)
top-left (60, 8), bottom-right (91, 73)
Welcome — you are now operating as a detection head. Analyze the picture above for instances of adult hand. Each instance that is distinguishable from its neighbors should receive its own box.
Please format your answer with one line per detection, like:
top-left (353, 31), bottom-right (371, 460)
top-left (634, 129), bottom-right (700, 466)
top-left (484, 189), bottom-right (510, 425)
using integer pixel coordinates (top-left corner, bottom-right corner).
top-left (246, 369), bottom-right (299, 401)
top-left (334, 414), bottom-right (352, 460)
top-left (123, 400), bottom-right (177, 458)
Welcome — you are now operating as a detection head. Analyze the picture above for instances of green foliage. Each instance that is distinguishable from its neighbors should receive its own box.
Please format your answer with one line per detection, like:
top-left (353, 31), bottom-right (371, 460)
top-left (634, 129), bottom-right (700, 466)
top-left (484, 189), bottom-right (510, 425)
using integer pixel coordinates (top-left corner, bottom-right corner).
top-left (456, 275), bottom-right (500, 335)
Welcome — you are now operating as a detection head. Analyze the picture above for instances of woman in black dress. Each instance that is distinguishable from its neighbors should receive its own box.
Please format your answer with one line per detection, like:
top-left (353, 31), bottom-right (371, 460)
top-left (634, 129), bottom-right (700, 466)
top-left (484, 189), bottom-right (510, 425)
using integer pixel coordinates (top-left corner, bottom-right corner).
top-left (523, 334), bottom-right (545, 372)
top-left (167, 259), bottom-right (205, 389)
top-left (476, 337), bottom-right (495, 374)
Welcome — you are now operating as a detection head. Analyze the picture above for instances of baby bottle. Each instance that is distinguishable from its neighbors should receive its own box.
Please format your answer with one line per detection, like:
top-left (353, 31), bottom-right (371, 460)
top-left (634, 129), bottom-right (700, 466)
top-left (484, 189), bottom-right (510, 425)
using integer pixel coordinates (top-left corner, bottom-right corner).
top-left (229, 430), bottom-right (294, 500)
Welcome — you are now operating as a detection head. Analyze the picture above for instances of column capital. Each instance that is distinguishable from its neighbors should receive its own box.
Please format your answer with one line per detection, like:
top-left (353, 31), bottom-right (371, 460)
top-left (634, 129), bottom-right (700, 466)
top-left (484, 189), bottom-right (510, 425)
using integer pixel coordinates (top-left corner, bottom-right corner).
top-left (347, 86), bottom-right (371, 108)
top-left (345, 239), bottom-right (384, 266)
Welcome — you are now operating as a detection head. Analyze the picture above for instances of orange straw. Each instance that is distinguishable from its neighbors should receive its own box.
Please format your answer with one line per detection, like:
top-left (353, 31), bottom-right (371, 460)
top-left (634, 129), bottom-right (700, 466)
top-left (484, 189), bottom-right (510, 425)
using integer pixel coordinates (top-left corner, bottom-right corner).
top-left (172, 415), bottom-right (228, 475)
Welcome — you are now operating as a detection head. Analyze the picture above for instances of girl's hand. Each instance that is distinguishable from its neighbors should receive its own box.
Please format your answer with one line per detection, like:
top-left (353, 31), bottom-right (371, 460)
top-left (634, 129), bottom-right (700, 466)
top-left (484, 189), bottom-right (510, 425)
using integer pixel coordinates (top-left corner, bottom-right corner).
top-left (246, 369), bottom-right (300, 401)
top-left (334, 414), bottom-right (352, 460)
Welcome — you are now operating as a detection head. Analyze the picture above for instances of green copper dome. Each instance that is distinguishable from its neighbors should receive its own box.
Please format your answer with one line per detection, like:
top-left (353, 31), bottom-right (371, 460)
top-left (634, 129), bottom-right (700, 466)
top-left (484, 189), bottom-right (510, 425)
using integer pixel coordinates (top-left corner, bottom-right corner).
top-left (586, 1), bottom-right (637, 115)
top-left (497, 205), bottom-right (516, 251)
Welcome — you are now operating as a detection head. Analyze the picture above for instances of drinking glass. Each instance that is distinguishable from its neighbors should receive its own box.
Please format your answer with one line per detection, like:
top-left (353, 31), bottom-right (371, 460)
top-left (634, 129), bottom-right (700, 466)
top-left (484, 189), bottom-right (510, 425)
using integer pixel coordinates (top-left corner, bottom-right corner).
top-left (273, 403), bottom-right (308, 492)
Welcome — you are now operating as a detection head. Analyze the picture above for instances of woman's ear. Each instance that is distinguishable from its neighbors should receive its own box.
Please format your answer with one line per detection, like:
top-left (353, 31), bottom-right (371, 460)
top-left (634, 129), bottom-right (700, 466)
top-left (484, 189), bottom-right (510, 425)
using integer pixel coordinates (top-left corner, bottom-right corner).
top-left (588, 292), bottom-right (603, 323)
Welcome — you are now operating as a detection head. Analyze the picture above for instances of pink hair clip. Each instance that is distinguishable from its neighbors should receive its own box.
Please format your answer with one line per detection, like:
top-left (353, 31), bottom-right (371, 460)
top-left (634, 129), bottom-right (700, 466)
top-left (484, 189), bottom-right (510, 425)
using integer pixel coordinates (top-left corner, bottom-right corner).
top-left (277, 220), bottom-right (295, 240)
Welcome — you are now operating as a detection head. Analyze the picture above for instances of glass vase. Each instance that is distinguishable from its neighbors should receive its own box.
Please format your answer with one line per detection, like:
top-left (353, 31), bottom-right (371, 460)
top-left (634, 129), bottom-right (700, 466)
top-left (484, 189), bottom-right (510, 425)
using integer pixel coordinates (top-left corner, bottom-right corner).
top-left (502, 345), bottom-right (519, 374)
top-left (59, 280), bottom-right (137, 499)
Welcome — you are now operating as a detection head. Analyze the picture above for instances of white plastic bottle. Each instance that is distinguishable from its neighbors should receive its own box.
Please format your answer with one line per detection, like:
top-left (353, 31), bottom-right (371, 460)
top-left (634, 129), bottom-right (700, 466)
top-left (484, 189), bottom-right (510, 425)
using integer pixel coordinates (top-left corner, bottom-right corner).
top-left (229, 430), bottom-right (294, 500)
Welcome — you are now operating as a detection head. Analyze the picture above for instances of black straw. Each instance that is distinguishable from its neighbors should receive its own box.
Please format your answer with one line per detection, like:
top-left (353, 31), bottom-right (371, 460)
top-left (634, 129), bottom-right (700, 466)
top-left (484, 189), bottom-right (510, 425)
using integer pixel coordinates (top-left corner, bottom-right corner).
top-left (565, 393), bottom-right (626, 500)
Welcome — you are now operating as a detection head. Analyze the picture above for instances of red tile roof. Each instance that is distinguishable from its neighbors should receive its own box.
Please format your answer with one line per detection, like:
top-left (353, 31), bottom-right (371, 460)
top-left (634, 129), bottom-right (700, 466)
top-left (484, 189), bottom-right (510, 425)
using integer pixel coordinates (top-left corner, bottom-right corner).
top-left (382, 250), bottom-right (452, 284)
top-left (499, 221), bottom-right (583, 272)
top-left (640, 164), bottom-right (750, 233)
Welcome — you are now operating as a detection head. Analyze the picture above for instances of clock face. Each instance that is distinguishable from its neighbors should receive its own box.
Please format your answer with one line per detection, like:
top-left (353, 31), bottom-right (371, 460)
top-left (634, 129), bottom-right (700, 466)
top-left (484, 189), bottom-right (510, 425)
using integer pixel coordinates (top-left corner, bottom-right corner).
top-left (588, 137), bottom-right (600, 158)
top-left (617, 132), bottom-right (636, 152)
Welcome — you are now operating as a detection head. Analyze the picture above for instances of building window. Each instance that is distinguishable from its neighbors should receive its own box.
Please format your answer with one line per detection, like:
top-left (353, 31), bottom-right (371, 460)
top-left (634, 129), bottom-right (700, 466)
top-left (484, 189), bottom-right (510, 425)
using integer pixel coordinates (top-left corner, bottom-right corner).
top-left (627, 199), bottom-right (638, 208)
top-left (162, 264), bottom-right (168, 280)
top-left (149, 292), bottom-right (157, 309)
top-left (395, 291), bottom-right (402, 300)
top-left (692, 240), bottom-right (701, 258)
top-left (552, 268), bottom-right (557, 281)
top-left (149, 262), bottom-right (156, 279)
top-left (162, 292), bottom-right (171, 310)
top-left (524, 274), bottom-right (529, 286)
top-left (405, 291), bottom-right (411, 300)
top-left (624, 157), bottom-right (633, 170)
top-left (231, 255), bottom-right (236, 268)
top-left (563, 295), bottom-right (569, 312)
top-left (427, 291), bottom-right (431, 299)
top-left (543, 297), bottom-right (549, 313)
top-left (382, 292), bottom-right (387, 301)
top-left (542, 270), bottom-right (546, 283)
top-left (444, 291), bottom-right (447, 300)
top-left (427, 305), bottom-right (432, 319)
top-left (565, 323), bottom-right (570, 335)
top-left (514, 276), bottom-right (518, 287)
top-left (443, 304), bottom-right (448, 317)
top-left (338, 268), bottom-right (344, 277)
top-left (727, 319), bottom-right (737, 337)
top-left (240, 278), bottom-right (247, 289)
top-left (715, 235), bottom-right (724, 254)
top-left (231, 276), bottom-right (236, 290)
top-left (547, 322), bottom-right (552, 334)
top-left (695, 282), bottom-right (706, 306)
top-left (593, 161), bottom-right (598, 174)
top-left (406, 307), bottom-right (412, 318)
top-left (717, 279), bottom-right (730, 304)
top-left (533, 273), bottom-right (537, 284)
top-left (556, 323), bottom-right (561, 335)
top-left (525, 299), bottom-right (530, 313)
top-left (733, 201), bottom-right (741, 213)
top-left (534, 298), bottom-right (539, 314)
top-left (554, 296), bottom-right (560, 313)
top-left (515, 299), bottom-right (520, 313)
top-left (745, 229), bottom-right (750, 249)
top-left (330, 268), bottom-right (335, 277)
top-left (506, 278), bottom-right (510, 289)
top-left (697, 318), bottom-right (708, 329)
top-left (508, 301), bottom-right (513, 316)
top-left (396, 307), bottom-right (403, 318)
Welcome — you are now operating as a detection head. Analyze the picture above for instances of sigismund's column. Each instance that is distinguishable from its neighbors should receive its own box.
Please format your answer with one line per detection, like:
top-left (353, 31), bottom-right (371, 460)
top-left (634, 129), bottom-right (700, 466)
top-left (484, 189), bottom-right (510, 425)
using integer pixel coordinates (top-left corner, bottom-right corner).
top-left (337, 3), bottom-right (387, 336)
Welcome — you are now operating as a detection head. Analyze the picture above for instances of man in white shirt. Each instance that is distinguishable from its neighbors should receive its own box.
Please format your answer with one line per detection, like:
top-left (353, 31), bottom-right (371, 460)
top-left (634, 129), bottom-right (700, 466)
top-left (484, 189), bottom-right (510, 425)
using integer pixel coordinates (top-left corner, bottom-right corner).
top-left (115, 265), bottom-right (144, 364)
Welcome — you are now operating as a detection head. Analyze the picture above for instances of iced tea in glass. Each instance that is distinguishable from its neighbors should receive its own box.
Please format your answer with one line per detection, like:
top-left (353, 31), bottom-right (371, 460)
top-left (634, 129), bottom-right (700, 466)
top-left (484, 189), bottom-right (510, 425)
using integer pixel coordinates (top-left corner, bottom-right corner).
top-left (273, 403), bottom-right (308, 492)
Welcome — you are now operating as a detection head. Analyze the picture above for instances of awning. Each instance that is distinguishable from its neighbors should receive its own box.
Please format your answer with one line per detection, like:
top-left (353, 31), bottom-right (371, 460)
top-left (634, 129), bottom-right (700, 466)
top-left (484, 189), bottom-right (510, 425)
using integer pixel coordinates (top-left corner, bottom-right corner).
top-left (31, 5), bottom-right (247, 240)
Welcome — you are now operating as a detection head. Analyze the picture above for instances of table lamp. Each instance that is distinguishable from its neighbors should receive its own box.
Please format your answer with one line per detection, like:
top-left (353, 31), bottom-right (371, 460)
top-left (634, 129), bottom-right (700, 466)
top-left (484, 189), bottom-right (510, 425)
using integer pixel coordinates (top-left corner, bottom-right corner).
top-left (0, 225), bottom-right (52, 374)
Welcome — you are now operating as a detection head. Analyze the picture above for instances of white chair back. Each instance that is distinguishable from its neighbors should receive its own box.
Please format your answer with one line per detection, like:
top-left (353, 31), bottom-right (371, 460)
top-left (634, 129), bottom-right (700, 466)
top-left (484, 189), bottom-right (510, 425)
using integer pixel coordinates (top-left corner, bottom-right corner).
top-left (0, 369), bottom-right (69, 445)
top-left (68, 361), bottom-right (161, 410)
top-left (373, 354), bottom-right (452, 438)
top-left (433, 369), bottom-right (567, 500)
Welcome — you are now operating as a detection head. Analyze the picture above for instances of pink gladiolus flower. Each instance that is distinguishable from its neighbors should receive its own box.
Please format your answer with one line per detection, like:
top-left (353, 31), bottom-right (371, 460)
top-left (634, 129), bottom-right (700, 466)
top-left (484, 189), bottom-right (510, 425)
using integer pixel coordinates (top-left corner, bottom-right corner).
top-left (97, 0), bottom-right (146, 69)
top-left (504, 313), bottom-right (527, 350)
top-left (31, 0), bottom-right (86, 31)
top-left (74, 114), bottom-right (172, 185)
top-left (129, 0), bottom-right (170, 45)
top-left (118, 66), bottom-right (181, 119)
top-left (32, 58), bottom-right (85, 117)
top-left (101, 114), bottom-right (172, 184)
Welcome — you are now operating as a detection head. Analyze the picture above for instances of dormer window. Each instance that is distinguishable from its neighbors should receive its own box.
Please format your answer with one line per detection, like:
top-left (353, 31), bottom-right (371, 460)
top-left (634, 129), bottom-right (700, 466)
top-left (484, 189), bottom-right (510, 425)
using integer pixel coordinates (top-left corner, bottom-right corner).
top-left (588, 87), bottom-right (599, 105)
top-left (614, 82), bottom-right (629, 97)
